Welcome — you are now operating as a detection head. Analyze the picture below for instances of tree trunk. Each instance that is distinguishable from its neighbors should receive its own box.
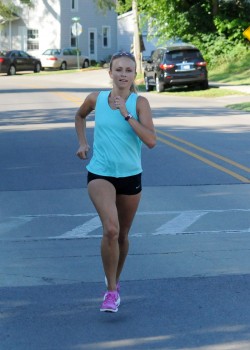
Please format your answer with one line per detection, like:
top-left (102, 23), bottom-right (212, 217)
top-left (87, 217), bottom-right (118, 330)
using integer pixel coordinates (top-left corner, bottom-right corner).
top-left (212, 0), bottom-right (219, 16)
top-left (132, 0), bottom-right (142, 74)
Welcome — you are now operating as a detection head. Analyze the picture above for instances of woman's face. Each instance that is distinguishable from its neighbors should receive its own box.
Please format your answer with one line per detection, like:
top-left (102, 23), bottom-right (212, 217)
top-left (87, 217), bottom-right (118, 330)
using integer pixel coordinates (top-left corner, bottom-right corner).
top-left (109, 56), bottom-right (136, 90)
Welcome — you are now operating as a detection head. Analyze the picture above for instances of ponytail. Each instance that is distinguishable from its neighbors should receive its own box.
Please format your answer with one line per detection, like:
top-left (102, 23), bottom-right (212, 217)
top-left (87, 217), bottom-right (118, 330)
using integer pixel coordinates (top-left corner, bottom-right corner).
top-left (130, 82), bottom-right (137, 94)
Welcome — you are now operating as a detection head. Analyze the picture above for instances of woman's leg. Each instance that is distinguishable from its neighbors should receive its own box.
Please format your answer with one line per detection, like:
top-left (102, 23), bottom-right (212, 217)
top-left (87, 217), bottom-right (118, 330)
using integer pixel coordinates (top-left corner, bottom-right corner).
top-left (88, 179), bottom-right (119, 291)
top-left (116, 192), bottom-right (141, 282)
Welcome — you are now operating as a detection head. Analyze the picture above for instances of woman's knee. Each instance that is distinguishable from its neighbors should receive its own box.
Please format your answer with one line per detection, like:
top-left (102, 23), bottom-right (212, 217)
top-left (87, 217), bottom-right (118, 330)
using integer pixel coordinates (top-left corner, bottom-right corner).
top-left (103, 220), bottom-right (119, 241)
top-left (118, 232), bottom-right (129, 245)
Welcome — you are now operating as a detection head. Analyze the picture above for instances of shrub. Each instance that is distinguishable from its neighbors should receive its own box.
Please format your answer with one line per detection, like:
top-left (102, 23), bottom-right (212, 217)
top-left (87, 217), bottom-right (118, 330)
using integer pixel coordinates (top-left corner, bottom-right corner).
top-left (186, 33), bottom-right (249, 68)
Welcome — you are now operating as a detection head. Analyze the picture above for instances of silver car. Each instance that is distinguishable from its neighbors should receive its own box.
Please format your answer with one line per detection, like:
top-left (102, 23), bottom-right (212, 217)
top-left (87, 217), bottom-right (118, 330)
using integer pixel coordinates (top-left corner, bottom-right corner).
top-left (40, 48), bottom-right (90, 70)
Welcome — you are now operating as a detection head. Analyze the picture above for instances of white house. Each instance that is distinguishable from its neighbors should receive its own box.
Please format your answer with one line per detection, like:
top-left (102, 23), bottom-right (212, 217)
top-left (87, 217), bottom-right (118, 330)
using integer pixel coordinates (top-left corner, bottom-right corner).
top-left (0, 0), bottom-right (118, 62)
top-left (117, 10), bottom-right (158, 57)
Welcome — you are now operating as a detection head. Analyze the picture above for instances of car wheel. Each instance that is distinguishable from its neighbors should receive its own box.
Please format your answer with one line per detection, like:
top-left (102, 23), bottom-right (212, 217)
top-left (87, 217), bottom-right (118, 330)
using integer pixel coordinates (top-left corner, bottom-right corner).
top-left (144, 76), bottom-right (153, 92)
top-left (200, 80), bottom-right (209, 90)
top-left (8, 65), bottom-right (16, 76)
top-left (60, 62), bottom-right (67, 70)
top-left (82, 60), bottom-right (89, 68)
top-left (156, 76), bottom-right (164, 93)
top-left (34, 63), bottom-right (41, 73)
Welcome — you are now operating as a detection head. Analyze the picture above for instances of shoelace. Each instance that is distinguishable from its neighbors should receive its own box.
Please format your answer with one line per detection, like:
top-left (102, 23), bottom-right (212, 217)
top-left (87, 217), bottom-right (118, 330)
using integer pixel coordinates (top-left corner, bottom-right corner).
top-left (103, 292), bottom-right (117, 304)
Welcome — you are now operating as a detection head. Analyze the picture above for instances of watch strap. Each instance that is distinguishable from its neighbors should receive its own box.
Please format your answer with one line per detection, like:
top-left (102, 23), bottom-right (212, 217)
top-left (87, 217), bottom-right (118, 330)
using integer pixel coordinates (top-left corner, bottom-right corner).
top-left (125, 113), bottom-right (133, 121)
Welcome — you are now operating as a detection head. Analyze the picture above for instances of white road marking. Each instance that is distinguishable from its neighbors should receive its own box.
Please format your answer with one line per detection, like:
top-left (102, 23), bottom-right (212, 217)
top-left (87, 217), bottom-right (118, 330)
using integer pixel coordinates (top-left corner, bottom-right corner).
top-left (0, 217), bottom-right (33, 234)
top-left (53, 216), bottom-right (102, 239)
top-left (1, 209), bottom-right (250, 240)
top-left (153, 211), bottom-right (207, 235)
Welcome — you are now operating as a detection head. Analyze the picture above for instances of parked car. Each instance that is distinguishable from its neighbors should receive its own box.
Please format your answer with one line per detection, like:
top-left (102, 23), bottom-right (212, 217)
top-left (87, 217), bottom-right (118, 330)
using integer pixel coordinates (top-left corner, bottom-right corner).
top-left (39, 48), bottom-right (90, 70)
top-left (0, 50), bottom-right (41, 75)
top-left (144, 43), bottom-right (208, 92)
top-left (142, 54), bottom-right (151, 68)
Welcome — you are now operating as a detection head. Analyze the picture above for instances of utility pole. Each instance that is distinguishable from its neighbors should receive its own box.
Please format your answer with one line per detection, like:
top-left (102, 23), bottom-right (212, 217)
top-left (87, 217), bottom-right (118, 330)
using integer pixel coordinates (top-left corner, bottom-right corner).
top-left (132, 0), bottom-right (142, 74)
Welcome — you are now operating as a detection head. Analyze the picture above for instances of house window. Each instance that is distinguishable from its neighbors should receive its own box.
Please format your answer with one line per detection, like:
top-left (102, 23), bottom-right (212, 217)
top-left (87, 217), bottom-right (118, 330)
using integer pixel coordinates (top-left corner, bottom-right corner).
top-left (71, 0), bottom-right (78, 11)
top-left (90, 32), bottom-right (95, 54)
top-left (102, 26), bottom-right (110, 48)
top-left (27, 29), bottom-right (39, 50)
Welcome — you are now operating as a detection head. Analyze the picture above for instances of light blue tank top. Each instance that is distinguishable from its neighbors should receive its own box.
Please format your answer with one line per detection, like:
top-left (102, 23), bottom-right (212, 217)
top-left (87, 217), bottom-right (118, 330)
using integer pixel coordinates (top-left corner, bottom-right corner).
top-left (86, 90), bottom-right (142, 177)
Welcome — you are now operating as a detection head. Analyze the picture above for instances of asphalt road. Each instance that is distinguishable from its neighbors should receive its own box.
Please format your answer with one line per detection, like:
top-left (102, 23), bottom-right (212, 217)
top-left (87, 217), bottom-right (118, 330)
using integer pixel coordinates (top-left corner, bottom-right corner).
top-left (0, 70), bottom-right (250, 350)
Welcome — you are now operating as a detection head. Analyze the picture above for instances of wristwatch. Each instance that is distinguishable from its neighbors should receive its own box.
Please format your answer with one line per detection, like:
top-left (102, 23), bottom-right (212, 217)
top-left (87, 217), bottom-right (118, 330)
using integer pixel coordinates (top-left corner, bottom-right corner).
top-left (125, 113), bottom-right (133, 121)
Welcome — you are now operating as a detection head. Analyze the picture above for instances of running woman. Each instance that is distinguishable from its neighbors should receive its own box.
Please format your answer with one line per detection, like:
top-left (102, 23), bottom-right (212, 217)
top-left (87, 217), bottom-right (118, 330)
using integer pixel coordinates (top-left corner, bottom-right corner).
top-left (75, 51), bottom-right (156, 312)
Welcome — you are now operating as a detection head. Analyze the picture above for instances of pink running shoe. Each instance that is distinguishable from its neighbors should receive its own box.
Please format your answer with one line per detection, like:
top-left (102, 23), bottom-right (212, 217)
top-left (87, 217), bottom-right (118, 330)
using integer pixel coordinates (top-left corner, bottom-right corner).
top-left (100, 291), bottom-right (120, 313)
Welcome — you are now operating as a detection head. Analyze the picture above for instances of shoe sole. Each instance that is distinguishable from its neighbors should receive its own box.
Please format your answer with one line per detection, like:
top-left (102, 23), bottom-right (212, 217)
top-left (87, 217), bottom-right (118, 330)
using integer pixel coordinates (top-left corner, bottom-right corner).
top-left (101, 293), bottom-right (120, 310)
top-left (100, 307), bottom-right (118, 313)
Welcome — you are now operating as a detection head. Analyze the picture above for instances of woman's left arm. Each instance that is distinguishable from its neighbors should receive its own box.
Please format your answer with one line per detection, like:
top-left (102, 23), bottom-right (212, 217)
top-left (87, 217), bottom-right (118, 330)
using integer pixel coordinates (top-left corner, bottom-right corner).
top-left (128, 96), bottom-right (156, 149)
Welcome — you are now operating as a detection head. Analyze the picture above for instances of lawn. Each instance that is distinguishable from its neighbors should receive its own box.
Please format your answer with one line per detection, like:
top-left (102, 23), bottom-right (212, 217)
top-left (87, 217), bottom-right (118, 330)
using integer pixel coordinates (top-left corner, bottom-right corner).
top-left (136, 50), bottom-right (250, 111)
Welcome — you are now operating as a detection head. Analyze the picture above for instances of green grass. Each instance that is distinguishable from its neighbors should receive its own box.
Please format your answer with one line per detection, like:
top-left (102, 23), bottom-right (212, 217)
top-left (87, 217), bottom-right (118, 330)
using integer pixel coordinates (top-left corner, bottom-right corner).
top-left (135, 83), bottom-right (245, 97)
top-left (208, 50), bottom-right (250, 111)
top-left (226, 102), bottom-right (250, 112)
top-left (135, 50), bottom-right (250, 105)
top-left (21, 55), bottom-right (250, 111)
top-left (208, 51), bottom-right (250, 85)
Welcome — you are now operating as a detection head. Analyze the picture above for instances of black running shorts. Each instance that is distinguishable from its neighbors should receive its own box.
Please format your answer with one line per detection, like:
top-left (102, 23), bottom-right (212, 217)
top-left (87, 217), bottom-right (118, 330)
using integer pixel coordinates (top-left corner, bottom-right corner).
top-left (87, 171), bottom-right (142, 195)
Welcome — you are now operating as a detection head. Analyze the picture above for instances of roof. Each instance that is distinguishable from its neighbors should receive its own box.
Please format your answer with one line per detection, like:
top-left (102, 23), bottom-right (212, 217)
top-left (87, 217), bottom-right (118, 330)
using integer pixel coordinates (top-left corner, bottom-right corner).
top-left (0, 13), bottom-right (19, 24)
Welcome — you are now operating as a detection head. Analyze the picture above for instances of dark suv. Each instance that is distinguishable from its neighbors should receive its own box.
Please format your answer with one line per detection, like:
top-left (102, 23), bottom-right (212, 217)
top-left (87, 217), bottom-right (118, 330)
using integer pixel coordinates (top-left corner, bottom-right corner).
top-left (144, 43), bottom-right (208, 92)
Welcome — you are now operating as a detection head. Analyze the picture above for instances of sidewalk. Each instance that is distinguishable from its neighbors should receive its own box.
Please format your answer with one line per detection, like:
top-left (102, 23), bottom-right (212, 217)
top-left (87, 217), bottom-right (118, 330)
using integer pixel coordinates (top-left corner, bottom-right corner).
top-left (210, 81), bottom-right (250, 94)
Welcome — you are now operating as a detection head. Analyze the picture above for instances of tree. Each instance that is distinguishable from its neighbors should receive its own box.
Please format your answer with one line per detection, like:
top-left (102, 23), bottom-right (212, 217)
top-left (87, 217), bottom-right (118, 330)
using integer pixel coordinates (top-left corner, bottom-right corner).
top-left (0, 0), bottom-right (33, 19)
top-left (134, 0), bottom-right (250, 44)
top-left (93, 0), bottom-right (116, 12)
top-left (97, 0), bottom-right (142, 73)
top-left (212, 0), bottom-right (219, 15)
top-left (0, 1), bottom-right (16, 19)
top-left (116, 0), bottom-right (132, 14)
top-left (132, 0), bottom-right (142, 74)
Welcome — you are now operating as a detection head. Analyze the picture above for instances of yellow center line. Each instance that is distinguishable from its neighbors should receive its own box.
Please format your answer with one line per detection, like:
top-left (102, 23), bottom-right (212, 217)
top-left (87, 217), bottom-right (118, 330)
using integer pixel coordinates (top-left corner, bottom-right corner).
top-left (156, 129), bottom-right (250, 173)
top-left (13, 85), bottom-right (249, 183)
top-left (156, 135), bottom-right (250, 183)
top-left (52, 91), bottom-right (82, 104)
top-left (13, 85), bottom-right (83, 104)
top-left (52, 92), bottom-right (250, 184)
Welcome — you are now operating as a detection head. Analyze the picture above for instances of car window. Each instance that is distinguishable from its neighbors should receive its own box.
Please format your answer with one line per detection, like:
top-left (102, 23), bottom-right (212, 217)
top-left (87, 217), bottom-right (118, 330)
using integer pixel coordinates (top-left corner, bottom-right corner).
top-left (159, 49), bottom-right (164, 62)
top-left (43, 49), bottom-right (60, 55)
top-left (10, 51), bottom-right (19, 58)
top-left (152, 50), bottom-right (159, 61)
top-left (19, 51), bottom-right (29, 58)
top-left (0, 50), bottom-right (7, 56)
top-left (43, 49), bottom-right (51, 55)
top-left (165, 50), bottom-right (202, 62)
top-left (169, 52), bottom-right (184, 61)
top-left (63, 49), bottom-right (70, 55)
top-left (52, 49), bottom-right (60, 55)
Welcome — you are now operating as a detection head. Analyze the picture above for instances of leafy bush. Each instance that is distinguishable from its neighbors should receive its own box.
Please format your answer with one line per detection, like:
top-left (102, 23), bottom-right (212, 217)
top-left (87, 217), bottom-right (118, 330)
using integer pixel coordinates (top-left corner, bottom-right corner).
top-left (186, 33), bottom-right (249, 68)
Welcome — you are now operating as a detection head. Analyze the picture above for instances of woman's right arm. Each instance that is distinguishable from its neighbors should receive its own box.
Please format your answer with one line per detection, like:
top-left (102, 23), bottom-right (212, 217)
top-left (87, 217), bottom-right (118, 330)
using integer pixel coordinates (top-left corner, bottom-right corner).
top-left (75, 92), bottom-right (98, 159)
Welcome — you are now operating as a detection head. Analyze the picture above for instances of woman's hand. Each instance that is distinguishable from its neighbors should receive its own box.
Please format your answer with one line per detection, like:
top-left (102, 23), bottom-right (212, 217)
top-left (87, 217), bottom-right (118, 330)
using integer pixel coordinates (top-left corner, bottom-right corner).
top-left (114, 96), bottom-right (127, 117)
top-left (76, 144), bottom-right (90, 159)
